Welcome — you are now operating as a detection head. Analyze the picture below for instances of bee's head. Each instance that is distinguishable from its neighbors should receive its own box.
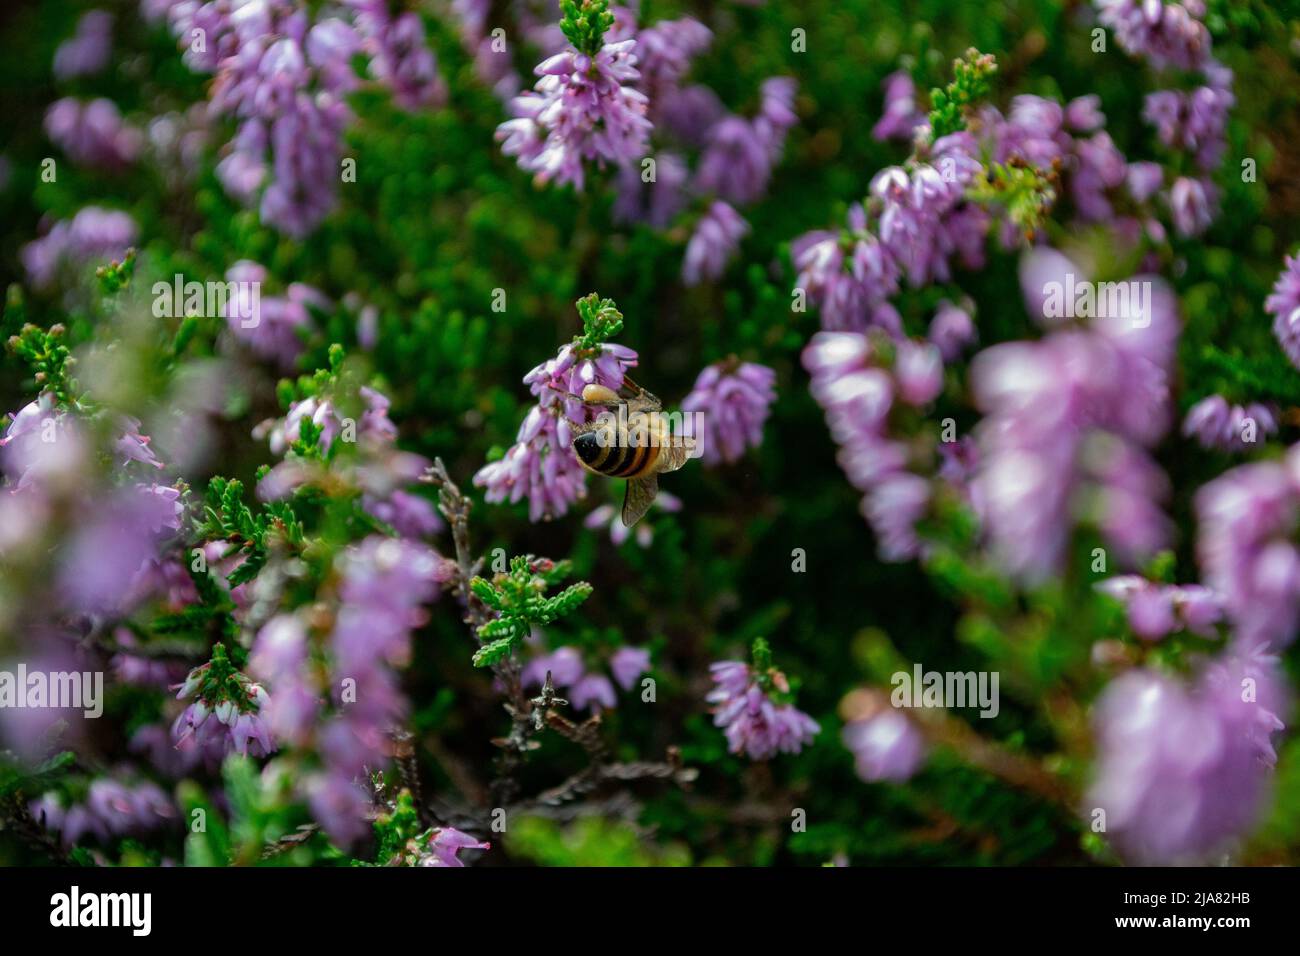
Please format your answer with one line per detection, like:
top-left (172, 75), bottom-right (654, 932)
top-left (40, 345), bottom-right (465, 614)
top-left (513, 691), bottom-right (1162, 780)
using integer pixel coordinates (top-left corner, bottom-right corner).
top-left (572, 430), bottom-right (604, 466)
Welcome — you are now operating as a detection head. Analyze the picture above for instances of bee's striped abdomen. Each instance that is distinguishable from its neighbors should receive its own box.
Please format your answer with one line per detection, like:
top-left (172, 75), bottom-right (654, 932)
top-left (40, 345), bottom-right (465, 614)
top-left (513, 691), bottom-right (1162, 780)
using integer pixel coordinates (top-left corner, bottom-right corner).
top-left (573, 427), bottom-right (662, 478)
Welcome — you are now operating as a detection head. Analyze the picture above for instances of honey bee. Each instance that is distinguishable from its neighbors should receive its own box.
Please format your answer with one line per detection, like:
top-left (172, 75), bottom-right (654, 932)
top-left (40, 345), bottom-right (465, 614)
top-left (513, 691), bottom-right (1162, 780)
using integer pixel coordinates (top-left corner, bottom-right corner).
top-left (551, 376), bottom-right (696, 527)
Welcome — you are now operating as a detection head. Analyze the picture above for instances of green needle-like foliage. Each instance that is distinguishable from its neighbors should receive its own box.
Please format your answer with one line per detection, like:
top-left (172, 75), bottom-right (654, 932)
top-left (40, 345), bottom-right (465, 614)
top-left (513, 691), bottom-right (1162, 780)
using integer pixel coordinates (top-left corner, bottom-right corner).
top-left (928, 49), bottom-right (998, 139)
top-left (469, 555), bottom-right (593, 667)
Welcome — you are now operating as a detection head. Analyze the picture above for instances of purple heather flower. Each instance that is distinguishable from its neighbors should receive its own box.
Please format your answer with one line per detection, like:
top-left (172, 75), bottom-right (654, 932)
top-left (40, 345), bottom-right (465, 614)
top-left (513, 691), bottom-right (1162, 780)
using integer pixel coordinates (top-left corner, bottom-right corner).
top-left (116, 415), bottom-right (165, 469)
top-left (59, 484), bottom-right (183, 613)
top-left (791, 204), bottom-right (903, 335)
top-left (54, 10), bottom-right (113, 80)
top-left (707, 660), bottom-right (820, 760)
top-left (1182, 395), bottom-right (1278, 452)
top-left (522, 646), bottom-right (586, 689)
top-left (44, 98), bottom-right (141, 170)
top-left (306, 771), bottom-right (373, 846)
top-left (1266, 253), bottom-right (1300, 371)
top-left (418, 827), bottom-right (490, 867)
top-left (893, 340), bottom-right (944, 407)
top-left (172, 662), bottom-right (275, 760)
top-left (1096, 575), bottom-right (1224, 640)
top-left (1065, 94), bottom-right (1106, 132)
top-left (872, 70), bottom-right (924, 142)
top-left (693, 76), bottom-right (796, 206)
top-left (928, 300), bottom-right (977, 362)
top-left (362, 488), bottom-right (443, 539)
top-left (1195, 445), bottom-right (1300, 649)
top-left (610, 646), bottom-right (652, 690)
top-left (585, 489), bottom-right (681, 547)
top-left (1086, 648), bottom-right (1285, 865)
top-left (569, 673), bottom-right (617, 711)
top-left (680, 360), bottom-right (775, 466)
top-left (497, 37), bottom-right (651, 190)
top-left (520, 644), bottom-right (637, 713)
top-left (249, 614), bottom-right (320, 747)
top-left (842, 710), bottom-right (926, 782)
top-left (475, 405), bottom-right (590, 522)
top-left (1168, 176), bottom-right (1216, 238)
top-left (1126, 161), bottom-right (1164, 202)
top-left (450, 0), bottom-right (520, 100)
top-left (682, 201), bottom-right (749, 286)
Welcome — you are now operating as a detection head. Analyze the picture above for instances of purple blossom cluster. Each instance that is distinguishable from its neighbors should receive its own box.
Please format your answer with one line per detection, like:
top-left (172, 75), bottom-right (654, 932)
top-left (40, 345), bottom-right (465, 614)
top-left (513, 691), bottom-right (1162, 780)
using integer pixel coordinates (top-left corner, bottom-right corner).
top-left (220, 260), bottom-right (328, 370)
top-left (802, 331), bottom-right (944, 562)
top-left (1195, 444), bottom-right (1300, 650)
top-left (970, 252), bottom-right (1180, 584)
top-left (792, 132), bottom-right (984, 334)
top-left (251, 537), bottom-right (450, 845)
top-left (318, 537), bottom-right (448, 843)
top-left (497, 36), bottom-right (650, 189)
top-left (1266, 253), bottom-right (1300, 371)
top-left (255, 383), bottom-right (441, 539)
top-left (53, 9), bottom-right (113, 80)
top-left (45, 97), bottom-right (142, 171)
top-left (1087, 645), bottom-right (1286, 864)
top-left (1182, 395), bottom-right (1278, 452)
top-left (1095, 576), bottom-right (1223, 641)
top-left (1, 395), bottom-right (187, 621)
top-left (1093, 0), bottom-right (1211, 72)
top-left (31, 779), bottom-right (177, 849)
top-left (21, 206), bottom-right (137, 289)
top-left (347, 0), bottom-right (446, 111)
top-left (707, 660), bottom-right (820, 760)
top-left (522, 644), bottom-right (651, 711)
top-left (694, 77), bottom-right (797, 207)
top-left (205, 1), bottom-right (358, 236)
top-left (679, 360), bottom-right (776, 467)
top-left (449, 0), bottom-right (520, 101)
top-left (153, 0), bottom-right (443, 237)
top-left (475, 339), bottom-right (638, 521)
top-left (1095, 0), bottom-right (1231, 237)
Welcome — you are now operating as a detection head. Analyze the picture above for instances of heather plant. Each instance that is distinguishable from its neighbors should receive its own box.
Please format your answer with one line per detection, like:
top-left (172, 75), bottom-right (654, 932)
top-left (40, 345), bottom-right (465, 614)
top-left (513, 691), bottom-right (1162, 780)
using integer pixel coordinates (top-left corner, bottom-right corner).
top-left (1, 0), bottom-right (1300, 871)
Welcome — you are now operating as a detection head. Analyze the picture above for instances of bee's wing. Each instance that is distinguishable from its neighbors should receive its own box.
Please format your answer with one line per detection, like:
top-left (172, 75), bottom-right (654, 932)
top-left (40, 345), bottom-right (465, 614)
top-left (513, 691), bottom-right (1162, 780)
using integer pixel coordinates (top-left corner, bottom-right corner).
top-left (618, 374), bottom-right (661, 410)
top-left (656, 444), bottom-right (692, 474)
top-left (621, 473), bottom-right (659, 527)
